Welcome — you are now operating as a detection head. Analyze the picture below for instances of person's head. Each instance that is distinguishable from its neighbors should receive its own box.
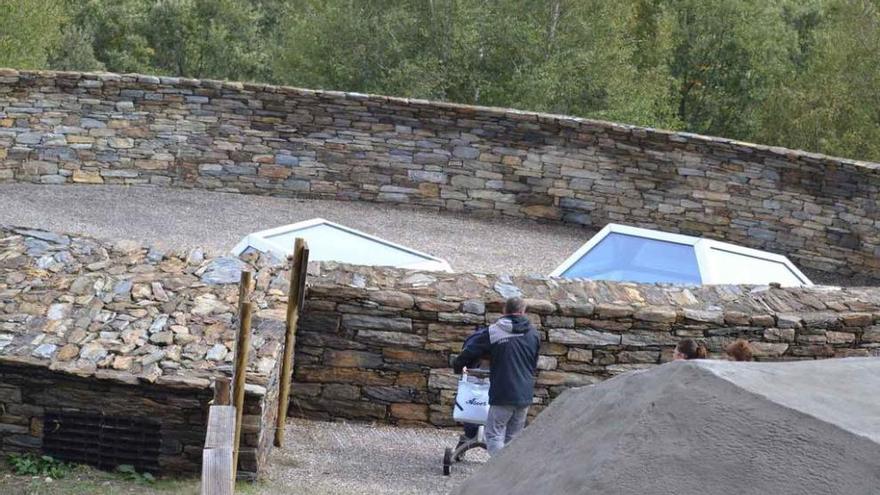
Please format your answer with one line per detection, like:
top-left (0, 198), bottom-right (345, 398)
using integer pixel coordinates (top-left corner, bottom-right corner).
top-left (503, 297), bottom-right (527, 315)
top-left (726, 339), bottom-right (753, 362)
top-left (674, 338), bottom-right (708, 360)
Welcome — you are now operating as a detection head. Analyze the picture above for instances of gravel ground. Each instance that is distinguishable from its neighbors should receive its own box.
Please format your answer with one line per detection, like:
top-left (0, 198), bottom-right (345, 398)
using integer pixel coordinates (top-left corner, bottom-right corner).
top-left (0, 184), bottom-right (587, 275)
top-left (0, 419), bottom-right (485, 495)
top-left (258, 418), bottom-right (487, 495)
top-left (0, 183), bottom-right (871, 285)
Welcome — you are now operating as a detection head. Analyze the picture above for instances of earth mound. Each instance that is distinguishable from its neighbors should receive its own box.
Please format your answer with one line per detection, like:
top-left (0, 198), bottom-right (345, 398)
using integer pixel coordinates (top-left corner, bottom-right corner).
top-left (454, 358), bottom-right (880, 495)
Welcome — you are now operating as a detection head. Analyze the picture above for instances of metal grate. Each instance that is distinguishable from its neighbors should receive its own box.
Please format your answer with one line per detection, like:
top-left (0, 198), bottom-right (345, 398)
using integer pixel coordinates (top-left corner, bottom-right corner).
top-left (43, 411), bottom-right (161, 473)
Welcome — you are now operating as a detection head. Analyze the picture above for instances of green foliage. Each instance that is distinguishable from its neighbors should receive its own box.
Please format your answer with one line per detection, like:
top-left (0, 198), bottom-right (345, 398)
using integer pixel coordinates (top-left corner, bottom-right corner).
top-left (114, 463), bottom-right (156, 484)
top-left (647, 0), bottom-right (799, 139)
top-left (7, 453), bottom-right (71, 478)
top-left (68, 0), bottom-right (268, 79)
top-left (0, 0), bottom-right (65, 69)
top-left (1, 0), bottom-right (879, 161)
top-left (272, 0), bottom-right (676, 127)
top-left (48, 24), bottom-right (105, 71)
top-left (758, 0), bottom-right (880, 161)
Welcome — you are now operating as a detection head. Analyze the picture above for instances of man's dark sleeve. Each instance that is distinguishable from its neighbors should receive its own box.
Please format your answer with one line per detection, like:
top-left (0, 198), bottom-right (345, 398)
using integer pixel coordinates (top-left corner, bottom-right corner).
top-left (453, 331), bottom-right (490, 373)
top-left (532, 331), bottom-right (541, 374)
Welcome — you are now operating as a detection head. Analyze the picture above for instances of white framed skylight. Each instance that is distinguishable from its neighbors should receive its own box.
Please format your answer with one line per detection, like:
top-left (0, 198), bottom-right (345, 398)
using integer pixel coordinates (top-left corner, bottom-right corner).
top-left (231, 218), bottom-right (452, 272)
top-left (550, 224), bottom-right (812, 286)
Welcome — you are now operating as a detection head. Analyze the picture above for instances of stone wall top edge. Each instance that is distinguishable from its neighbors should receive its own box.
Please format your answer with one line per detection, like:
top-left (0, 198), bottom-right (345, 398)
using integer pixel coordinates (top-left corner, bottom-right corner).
top-left (310, 262), bottom-right (880, 316)
top-left (2, 67), bottom-right (878, 171)
top-left (0, 225), bottom-right (286, 382)
top-left (0, 354), bottom-right (214, 390)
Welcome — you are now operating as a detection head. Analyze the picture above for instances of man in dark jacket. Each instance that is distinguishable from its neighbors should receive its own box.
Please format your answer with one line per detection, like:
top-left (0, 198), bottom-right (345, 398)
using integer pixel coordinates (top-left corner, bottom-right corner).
top-left (453, 297), bottom-right (540, 456)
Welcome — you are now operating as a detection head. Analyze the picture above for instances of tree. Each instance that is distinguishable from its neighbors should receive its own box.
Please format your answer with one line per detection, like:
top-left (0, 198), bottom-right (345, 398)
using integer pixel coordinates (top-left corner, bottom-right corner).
top-left (72, 0), bottom-right (268, 80)
top-left (650, 0), bottom-right (798, 139)
top-left (73, 0), bottom-right (157, 74)
top-left (0, 0), bottom-right (65, 69)
top-left (48, 24), bottom-right (105, 71)
top-left (143, 0), bottom-right (268, 80)
top-left (758, 0), bottom-right (880, 161)
top-left (271, 0), bottom-right (676, 127)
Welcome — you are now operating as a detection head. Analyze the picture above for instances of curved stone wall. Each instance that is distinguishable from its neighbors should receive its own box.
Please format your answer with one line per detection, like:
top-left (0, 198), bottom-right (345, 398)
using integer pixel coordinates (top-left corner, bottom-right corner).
top-left (296, 263), bottom-right (880, 426)
top-left (1, 68), bottom-right (878, 277)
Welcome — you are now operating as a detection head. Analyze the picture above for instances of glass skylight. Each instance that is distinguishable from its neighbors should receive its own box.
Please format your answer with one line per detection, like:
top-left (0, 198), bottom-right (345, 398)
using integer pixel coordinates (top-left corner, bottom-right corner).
top-left (232, 218), bottom-right (452, 272)
top-left (561, 232), bottom-right (702, 284)
top-left (551, 224), bottom-right (812, 286)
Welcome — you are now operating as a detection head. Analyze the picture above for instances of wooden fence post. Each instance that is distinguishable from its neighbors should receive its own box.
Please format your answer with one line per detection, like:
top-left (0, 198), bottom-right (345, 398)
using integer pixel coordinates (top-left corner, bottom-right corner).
top-left (275, 238), bottom-right (309, 447)
top-left (237, 270), bottom-right (252, 315)
top-left (214, 376), bottom-right (231, 406)
top-left (232, 272), bottom-right (253, 473)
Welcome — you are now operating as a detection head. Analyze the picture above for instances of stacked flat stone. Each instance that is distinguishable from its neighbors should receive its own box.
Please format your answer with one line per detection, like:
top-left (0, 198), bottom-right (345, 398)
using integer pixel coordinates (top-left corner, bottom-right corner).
top-left (0, 226), bottom-right (286, 384)
top-left (0, 226), bottom-right (286, 477)
top-left (0, 68), bottom-right (878, 280)
top-left (295, 263), bottom-right (880, 426)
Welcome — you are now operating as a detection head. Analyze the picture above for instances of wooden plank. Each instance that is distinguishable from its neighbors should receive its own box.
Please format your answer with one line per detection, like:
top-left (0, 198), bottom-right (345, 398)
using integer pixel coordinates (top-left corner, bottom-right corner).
top-left (201, 403), bottom-right (236, 493)
top-left (204, 405), bottom-right (235, 449)
top-left (214, 377), bottom-right (231, 406)
top-left (296, 244), bottom-right (310, 309)
top-left (232, 300), bottom-right (253, 476)
top-left (201, 446), bottom-right (233, 495)
top-left (275, 239), bottom-right (308, 447)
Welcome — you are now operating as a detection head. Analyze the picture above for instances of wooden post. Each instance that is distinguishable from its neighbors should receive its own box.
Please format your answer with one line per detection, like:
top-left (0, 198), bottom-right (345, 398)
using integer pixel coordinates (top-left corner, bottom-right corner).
top-left (237, 270), bottom-right (252, 314)
top-left (214, 377), bottom-right (231, 406)
top-left (232, 300), bottom-right (253, 477)
top-left (274, 239), bottom-right (309, 447)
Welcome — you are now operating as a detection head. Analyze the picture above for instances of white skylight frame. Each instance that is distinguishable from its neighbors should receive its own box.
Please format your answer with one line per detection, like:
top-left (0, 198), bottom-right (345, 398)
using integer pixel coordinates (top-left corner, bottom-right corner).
top-left (231, 218), bottom-right (453, 272)
top-left (550, 223), bottom-right (813, 286)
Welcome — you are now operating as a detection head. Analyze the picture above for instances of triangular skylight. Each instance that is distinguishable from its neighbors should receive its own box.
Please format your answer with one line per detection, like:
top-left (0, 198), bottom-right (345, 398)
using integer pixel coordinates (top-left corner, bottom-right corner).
top-left (550, 224), bottom-right (812, 286)
top-left (232, 218), bottom-right (452, 272)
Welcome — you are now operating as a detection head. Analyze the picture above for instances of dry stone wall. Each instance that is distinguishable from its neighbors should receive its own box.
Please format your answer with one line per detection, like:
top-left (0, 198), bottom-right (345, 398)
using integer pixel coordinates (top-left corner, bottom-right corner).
top-left (0, 357), bottom-right (213, 474)
top-left (0, 226), bottom-right (288, 477)
top-left (294, 264), bottom-right (880, 426)
top-left (0, 69), bottom-right (878, 278)
top-left (0, 357), bottom-right (271, 477)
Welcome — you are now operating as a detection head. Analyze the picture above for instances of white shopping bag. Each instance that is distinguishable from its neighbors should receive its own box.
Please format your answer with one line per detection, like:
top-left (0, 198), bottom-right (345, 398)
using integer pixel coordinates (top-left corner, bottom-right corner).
top-left (452, 374), bottom-right (490, 425)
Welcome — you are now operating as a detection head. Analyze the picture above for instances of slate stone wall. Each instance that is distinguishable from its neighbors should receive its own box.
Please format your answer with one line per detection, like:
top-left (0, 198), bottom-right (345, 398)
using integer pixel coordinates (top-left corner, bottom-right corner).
top-left (0, 357), bottom-right (274, 478)
top-left (293, 264), bottom-right (880, 426)
top-left (0, 358), bottom-right (212, 474)
top-left (1, 69), bottom-right (878, 278)
top-left (0, 227), bottom-right (288, 478)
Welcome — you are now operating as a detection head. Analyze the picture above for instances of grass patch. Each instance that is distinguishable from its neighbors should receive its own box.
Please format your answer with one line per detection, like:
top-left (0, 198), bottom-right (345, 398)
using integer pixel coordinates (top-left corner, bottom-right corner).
top-left (113, 464), bottom-right (155, 485)
top-left (1, 454), bottom-right (268, 494)
top-left (1, 457), bottom-right (201, 495)
top-left (6, 454), bottom-right (71, 479)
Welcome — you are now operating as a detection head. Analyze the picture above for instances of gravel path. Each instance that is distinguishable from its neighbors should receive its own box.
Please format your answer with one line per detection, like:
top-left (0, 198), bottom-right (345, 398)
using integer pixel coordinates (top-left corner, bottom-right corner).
top-left (0, 183), bottom-right (869, 285)
top-left (0, 184), bottom-right (587, 275)
top-left (0, 418), bottom-right (484, 494)
top-left (259, 418), bottom-right (487, 495)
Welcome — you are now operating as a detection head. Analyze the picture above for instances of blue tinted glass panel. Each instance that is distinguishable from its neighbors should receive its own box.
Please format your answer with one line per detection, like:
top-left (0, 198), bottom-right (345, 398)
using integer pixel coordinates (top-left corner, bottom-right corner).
top-left (264, 224), bottom-right (432, 266)
top-left (562, 233), bottom-right (701, 284)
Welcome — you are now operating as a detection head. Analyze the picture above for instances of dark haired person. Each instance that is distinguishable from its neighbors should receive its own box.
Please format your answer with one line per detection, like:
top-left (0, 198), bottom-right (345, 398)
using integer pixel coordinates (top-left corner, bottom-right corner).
top-left (726, 339), bottom-right (753, 361)
top-left (673, 338), bottom-right (708, 360)
top-left (453, 297), bottom-right (540, 456)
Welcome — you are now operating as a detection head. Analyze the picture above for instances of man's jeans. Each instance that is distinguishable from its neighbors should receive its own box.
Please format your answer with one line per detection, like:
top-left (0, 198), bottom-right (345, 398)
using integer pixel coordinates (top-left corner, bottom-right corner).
top-left (485, 404), bottom-right (529, 456)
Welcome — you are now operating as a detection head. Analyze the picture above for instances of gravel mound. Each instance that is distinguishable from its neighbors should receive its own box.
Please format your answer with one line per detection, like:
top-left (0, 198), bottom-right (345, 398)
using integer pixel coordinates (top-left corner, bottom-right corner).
top-left (455, 358), bottom-right (880, 495)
